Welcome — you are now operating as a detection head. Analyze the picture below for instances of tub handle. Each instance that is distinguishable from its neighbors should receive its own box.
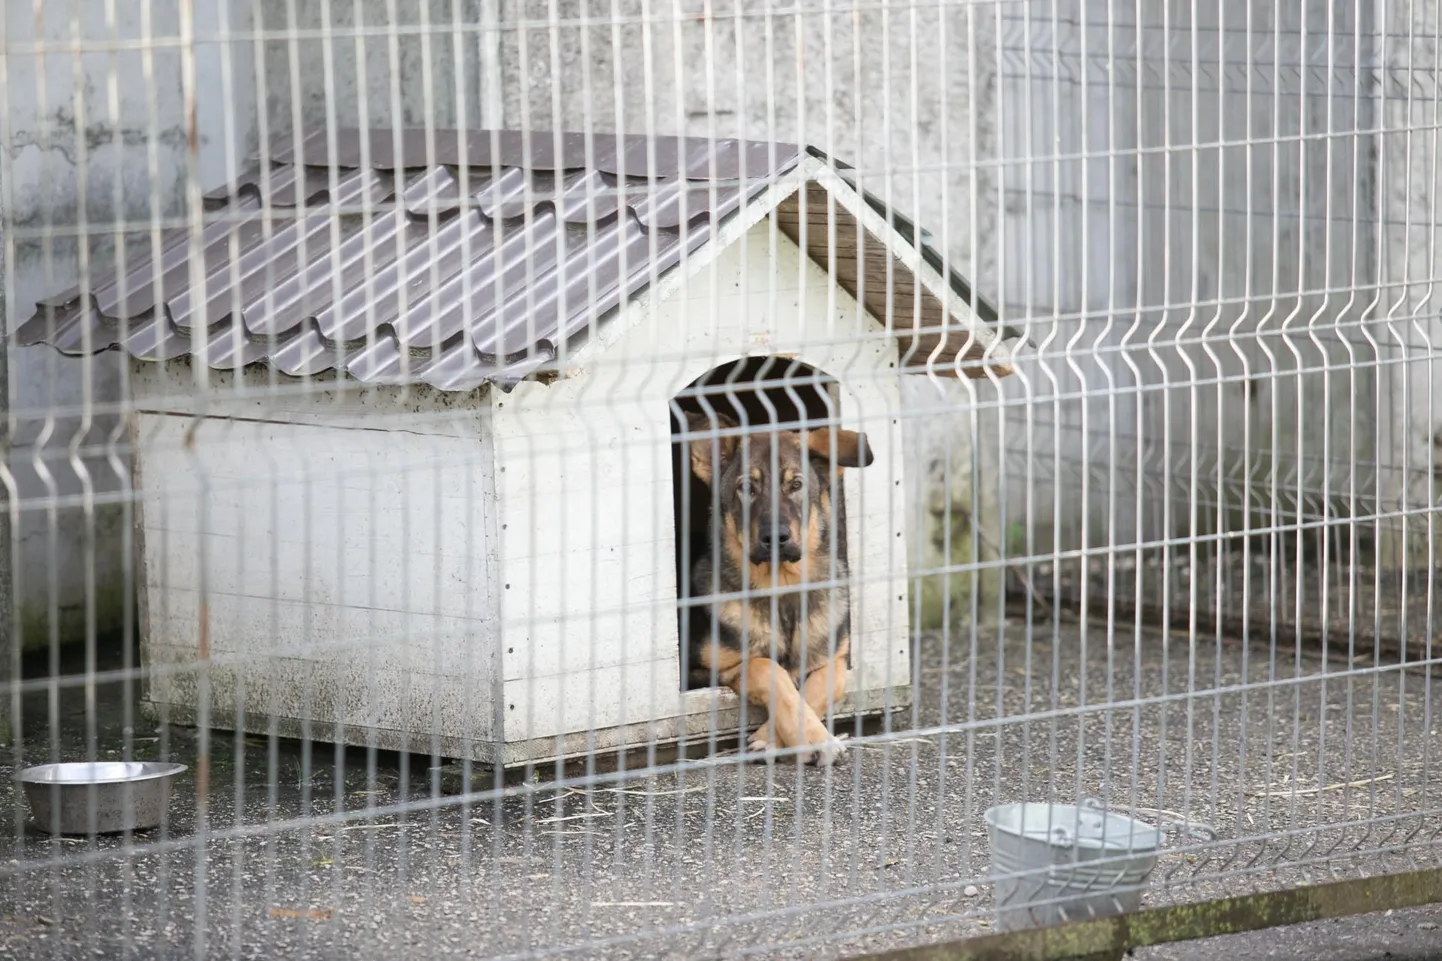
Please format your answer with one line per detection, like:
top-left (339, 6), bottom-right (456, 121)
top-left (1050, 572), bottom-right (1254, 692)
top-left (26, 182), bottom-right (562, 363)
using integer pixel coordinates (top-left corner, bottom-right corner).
top-left (1160, 820), bottom-right (1217, 845)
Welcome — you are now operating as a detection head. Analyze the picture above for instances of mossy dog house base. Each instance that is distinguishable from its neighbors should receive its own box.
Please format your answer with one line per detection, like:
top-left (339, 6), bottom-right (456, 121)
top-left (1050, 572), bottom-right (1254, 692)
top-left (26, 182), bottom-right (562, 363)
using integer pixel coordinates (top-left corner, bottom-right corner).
top-left (19, 130), bottom-right (1015, 768)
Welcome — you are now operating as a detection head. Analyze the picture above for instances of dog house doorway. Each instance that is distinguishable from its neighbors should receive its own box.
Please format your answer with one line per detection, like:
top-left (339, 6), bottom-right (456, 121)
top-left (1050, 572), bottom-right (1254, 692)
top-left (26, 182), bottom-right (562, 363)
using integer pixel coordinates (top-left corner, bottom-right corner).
top-left (669, 356), bottom-right (850, 692)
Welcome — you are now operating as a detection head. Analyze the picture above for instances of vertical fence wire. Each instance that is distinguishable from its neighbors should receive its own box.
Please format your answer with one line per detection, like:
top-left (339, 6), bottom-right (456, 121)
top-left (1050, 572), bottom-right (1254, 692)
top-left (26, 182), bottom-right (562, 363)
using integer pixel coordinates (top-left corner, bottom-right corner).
top-left (0, 3), bottom-right (1440, 960)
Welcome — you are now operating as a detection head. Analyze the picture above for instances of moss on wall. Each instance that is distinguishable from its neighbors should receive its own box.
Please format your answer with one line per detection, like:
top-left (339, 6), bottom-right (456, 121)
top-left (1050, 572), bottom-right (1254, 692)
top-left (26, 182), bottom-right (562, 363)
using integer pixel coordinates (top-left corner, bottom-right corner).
top-left (13, 493), bottom-right (131, 657)
top-left (19, 577), bottom-right (129, 654)
top-left (913, 500), bottom-right (974, 630)
top-left (911, 496), bottom-right (1003, 631)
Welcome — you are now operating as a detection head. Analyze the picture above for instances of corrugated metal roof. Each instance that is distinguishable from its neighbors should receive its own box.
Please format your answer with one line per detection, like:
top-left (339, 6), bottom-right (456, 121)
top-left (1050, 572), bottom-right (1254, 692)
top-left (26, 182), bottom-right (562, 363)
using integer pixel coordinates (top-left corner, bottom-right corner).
top-left (15, 128), bottom-right (1011, 391)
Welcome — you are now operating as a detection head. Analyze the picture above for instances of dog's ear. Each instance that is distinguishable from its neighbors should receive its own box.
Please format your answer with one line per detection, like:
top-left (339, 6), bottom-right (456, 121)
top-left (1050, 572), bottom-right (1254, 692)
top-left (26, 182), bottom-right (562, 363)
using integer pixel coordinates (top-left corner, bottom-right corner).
top-left (686, 410), bottom-right (740, 486)
top-left (806, 428), bottom-right (874, 471)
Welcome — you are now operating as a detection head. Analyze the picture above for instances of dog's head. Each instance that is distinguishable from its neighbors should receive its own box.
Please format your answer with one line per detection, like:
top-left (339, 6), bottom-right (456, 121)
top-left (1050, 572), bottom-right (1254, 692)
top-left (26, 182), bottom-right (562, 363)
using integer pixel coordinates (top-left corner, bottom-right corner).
top-left (686, 410), bottom-right (874, 569)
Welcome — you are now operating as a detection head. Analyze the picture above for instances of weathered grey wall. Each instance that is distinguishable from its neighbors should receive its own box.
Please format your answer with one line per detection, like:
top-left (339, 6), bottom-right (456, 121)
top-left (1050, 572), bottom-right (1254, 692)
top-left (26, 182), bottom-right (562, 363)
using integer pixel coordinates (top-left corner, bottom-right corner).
top-left (1378, 0), bottom-right (1442, 564)
top-left (995, 0), bottom-right (1379, 557)
top-left (2, 2), bottom-right (256, 651)
top-left (255, 0), bottom-right (490, 143)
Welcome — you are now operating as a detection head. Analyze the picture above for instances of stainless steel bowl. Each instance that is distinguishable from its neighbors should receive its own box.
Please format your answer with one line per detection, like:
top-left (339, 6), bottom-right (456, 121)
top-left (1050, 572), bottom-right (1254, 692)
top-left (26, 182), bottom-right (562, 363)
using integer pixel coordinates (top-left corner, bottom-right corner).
top-left (18, 761), bottom-right (187, 835)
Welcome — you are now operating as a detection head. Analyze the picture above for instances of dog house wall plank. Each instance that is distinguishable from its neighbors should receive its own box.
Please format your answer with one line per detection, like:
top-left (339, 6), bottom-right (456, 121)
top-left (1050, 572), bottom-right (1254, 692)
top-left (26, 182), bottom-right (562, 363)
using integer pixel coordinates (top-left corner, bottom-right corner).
top-left (488, 420), bottom-right (675, 683)
top-left (131, 362), bottom-right (504, 747)
top-left (125, 362), bottom-right (495, 435)
top-left (489, 394), bottom-right (682, 742)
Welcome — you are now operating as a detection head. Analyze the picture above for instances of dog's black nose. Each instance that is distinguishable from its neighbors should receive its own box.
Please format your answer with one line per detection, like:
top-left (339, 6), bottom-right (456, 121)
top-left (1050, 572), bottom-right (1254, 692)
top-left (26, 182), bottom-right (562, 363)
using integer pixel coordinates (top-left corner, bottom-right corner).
top-left (758, 524), bottom-right (791, 549)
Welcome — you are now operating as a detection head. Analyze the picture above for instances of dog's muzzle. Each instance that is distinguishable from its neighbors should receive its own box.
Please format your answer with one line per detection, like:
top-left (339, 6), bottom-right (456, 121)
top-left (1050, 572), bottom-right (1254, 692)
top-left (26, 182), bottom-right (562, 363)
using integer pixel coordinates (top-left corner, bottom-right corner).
top-left (753, 523), bottom-right (803, 565)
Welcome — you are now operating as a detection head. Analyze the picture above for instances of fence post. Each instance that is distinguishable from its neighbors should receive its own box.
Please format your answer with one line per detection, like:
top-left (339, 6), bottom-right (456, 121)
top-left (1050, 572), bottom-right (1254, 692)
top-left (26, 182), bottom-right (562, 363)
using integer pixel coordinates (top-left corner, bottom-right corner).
top-left (0, 0), bottom-right (13, 749)
top-left (0, 224), bottom-right (11, 748)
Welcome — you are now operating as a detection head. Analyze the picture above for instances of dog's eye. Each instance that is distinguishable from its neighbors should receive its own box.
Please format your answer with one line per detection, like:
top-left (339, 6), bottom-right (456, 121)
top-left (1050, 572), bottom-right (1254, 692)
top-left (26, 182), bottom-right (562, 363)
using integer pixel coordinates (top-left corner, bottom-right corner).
top-left (788, 477), bottom-right (804, 493)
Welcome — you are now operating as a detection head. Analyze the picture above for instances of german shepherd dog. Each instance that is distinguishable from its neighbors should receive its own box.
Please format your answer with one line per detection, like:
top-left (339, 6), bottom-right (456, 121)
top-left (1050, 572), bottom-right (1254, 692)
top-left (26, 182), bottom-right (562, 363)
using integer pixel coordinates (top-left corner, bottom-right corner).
top-left (683, 409), bottom-right (874, 767)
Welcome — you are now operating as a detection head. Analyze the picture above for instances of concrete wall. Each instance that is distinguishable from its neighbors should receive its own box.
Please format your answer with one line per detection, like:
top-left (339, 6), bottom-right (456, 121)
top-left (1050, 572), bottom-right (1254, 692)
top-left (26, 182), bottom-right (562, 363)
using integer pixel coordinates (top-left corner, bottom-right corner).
top-left (994, 0), bottom-right (1379, 558)
top-left (2, 2), bottom-right (257, 651)
top-left (254, 0), bottom-right (490, 142)
top-left (1378, 0), bottom-right (1442, 564)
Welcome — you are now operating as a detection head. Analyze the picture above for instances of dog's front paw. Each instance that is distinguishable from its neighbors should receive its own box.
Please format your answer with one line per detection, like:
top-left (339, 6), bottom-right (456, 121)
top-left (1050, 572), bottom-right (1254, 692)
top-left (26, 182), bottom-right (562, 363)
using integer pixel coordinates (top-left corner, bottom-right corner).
top-left (800, 731), bottom-right (849, 768)
top-left (747, 722), bottom-right (779, 757)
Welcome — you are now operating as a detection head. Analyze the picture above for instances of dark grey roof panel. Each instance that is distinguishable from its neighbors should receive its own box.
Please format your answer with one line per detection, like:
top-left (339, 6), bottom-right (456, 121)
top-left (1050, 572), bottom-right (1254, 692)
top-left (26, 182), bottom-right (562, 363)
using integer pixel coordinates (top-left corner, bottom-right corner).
top-left (17, 130), bottom-right (794, 391)
top-left (17, 129), bottom-right (1013, 389)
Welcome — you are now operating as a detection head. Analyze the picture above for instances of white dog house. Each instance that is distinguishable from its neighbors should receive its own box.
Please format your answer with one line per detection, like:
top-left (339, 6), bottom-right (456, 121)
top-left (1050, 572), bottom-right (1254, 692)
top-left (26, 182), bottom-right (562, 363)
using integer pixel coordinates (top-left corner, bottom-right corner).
top-left (18, 129), bottom-right (1017, 767)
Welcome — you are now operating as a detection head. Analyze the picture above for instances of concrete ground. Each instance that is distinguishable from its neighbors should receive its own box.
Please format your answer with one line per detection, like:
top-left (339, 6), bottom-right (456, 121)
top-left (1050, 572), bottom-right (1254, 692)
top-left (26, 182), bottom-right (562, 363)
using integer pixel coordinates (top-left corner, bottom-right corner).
top-left (1, 622), bottom-right (1440, 960)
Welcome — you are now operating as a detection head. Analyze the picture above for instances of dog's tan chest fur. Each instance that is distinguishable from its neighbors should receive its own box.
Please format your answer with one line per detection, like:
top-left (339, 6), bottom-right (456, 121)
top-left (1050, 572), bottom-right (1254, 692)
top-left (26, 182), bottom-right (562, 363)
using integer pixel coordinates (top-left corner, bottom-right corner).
top-left (711, 588), bottom-right (848, 682)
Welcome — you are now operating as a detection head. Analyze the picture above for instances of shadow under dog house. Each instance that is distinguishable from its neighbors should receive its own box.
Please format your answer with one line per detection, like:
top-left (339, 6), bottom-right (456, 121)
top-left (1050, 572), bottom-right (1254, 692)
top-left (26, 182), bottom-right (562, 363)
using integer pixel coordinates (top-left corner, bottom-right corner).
top-left (17, 128), bottom-right (1019, 768)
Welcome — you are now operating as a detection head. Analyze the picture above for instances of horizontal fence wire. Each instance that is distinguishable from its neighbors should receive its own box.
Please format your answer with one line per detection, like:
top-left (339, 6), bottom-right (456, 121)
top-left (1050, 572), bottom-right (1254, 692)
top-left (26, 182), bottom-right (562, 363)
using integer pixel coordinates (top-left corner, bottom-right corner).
top-left (3, 2), bottom-right (1442, 960)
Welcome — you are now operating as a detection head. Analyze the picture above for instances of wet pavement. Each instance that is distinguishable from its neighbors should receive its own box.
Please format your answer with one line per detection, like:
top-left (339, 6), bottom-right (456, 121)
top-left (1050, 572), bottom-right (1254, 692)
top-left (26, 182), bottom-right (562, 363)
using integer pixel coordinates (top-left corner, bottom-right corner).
top-left (1, 623), bottom-right (1439, 960)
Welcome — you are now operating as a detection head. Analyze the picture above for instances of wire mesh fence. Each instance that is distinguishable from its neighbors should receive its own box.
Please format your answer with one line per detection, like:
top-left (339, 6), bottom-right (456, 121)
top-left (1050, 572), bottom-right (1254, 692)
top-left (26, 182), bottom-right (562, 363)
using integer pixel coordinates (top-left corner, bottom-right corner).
top-left (2, 1), bottom-right (1441, 959)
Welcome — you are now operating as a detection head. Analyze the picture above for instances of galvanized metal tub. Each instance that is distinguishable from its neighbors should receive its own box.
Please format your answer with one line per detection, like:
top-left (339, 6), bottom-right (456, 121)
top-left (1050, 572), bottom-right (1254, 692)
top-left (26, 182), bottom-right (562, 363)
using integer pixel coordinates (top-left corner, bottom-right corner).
top-left (984, 797), bottom-right (1213, 932)
top-left (18, 761), bottom-right (187, 835)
